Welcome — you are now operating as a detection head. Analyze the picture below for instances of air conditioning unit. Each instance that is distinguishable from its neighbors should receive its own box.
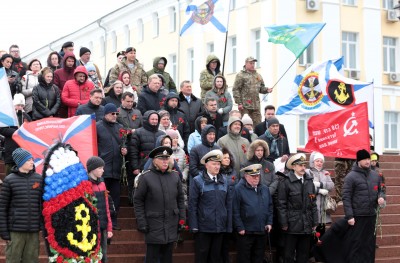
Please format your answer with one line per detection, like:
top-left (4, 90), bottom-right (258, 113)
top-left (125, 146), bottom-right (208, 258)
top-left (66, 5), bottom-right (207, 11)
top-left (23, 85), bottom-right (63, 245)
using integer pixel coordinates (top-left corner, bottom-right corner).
top-left (389, 72), bottom-right (400, 83)
top-left (348, 70), bottom-right (360, 80)
top-left (387, 10), bottom-right (399, 22)
top-left (306, 0), bottom-right (319, 11)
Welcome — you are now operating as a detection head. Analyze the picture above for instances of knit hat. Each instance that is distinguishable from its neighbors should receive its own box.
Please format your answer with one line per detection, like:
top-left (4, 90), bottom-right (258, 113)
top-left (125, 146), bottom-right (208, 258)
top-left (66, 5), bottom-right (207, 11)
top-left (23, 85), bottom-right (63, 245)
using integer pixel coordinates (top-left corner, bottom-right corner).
top-left (86, 156), bottom-right (105, 173)
top-left (356, 149), bottom-right (370, 162)
top-left (85, 63), bottom-right (96, 72)
top-left (104, 103), bottom-right (118, 115)
top-left (80, 47), bottom-right (91, 57)
top-left (158, 110), bottom-right (170, 119)
top-left (12, 148), bottom-right (33, 168)
top-left (13, 93), bottom-right (25, 106)
top-left (206, 126), bottom-right (216, 135)
top-left (267, 117), bottom-right (280, 128)
top-left (241, 114), bottom-right (253, 126)
top-left (166, 129), bottom-right (179, 139)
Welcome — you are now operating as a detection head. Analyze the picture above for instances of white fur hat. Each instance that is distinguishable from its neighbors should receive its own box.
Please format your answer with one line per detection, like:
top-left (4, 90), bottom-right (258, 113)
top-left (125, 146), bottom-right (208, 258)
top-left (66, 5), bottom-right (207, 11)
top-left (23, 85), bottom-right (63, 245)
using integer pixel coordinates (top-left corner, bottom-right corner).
top-left (13, 93), bottom-right (25, 106)
top-left (241, 114), bottom-right (253, 126)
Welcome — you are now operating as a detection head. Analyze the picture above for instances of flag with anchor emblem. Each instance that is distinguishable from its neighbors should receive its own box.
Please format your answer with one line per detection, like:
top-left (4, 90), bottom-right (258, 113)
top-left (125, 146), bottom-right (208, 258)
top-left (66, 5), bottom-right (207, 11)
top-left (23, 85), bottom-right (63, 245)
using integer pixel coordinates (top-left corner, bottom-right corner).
top-left (304, 102), bottom-right (369, 158)
top-left (277, 57), bottom-right (374, 128)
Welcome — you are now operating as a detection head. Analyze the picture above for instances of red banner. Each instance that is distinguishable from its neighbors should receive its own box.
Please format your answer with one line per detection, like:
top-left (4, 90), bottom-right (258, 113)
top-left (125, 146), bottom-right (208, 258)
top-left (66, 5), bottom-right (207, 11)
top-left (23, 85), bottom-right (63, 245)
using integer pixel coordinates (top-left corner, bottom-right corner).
top-left (304, 102), bottom-right (370, 159)
top-left (12, 115), bottom-right (97, 174)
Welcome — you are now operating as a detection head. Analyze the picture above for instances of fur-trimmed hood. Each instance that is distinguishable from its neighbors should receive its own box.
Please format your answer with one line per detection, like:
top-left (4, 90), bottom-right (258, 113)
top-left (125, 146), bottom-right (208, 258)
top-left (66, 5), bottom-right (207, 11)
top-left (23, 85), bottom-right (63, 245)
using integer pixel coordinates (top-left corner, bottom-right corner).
top-left (247, 139), bottom-right (270, 160)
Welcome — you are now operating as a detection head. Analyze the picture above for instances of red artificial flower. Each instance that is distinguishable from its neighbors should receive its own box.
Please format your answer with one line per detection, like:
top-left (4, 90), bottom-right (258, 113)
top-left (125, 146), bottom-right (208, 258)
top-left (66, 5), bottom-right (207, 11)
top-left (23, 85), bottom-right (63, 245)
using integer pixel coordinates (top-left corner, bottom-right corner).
top-left (179, 219), bottom-right (185, 225)
top-left (185, 155), bottom-right (190, 165)
top-left (309, 194), bottom-right (316, 199)
top-left (32, 182), bottom-right (40, 189)
top-left (246, 99), bottom-right (252, 104)
top-left (85, 258), bottom-right (91, 263)
top-left (132, 114), bottom-right (137, 121)
top-left (219, 97), bottom-right (227, 103)
top-left (242, 130), bottom-right (246, 135)
top-left (374, 185), bottom-right (378, 191)
top-left (159, 97), bottom-right (166, 107)
top-left (57, 256), bottom-right (63, 263)
top-left (315, 232), bottom-right (321, 238)
top-left (381, 183), bottom-right (385, 187)
top-left (140, 152), bottom-right (145, 158)
top-left (264, 168), bottom-right (270, 173)
top-left (185, 225), bottom-right (189, 230)
top-left (241, 144), bottom-right (247, 154)
top-left (178, 117), bottom-right (185, 124)
top-left (171, 125), bottom-right (178, 130)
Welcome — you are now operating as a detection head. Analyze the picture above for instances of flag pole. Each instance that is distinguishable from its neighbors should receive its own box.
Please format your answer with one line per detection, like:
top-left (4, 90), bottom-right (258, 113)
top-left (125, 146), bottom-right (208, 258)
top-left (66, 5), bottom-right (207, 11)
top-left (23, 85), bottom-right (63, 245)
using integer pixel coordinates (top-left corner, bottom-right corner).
top-left (221, 1), bottom-right (232, 76)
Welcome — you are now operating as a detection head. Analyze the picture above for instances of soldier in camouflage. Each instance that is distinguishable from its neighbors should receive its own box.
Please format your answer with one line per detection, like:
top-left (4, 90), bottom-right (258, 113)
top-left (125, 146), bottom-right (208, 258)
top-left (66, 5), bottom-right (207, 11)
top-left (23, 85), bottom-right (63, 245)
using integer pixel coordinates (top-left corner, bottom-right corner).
top-left (334, 157), bottom-right (355, 202)
top-left (232, 57), bottom-right (272, 126)
top-left (199, 54), bottom-right (222, 100)
top-left (109, 47), bottom-right (148, 94)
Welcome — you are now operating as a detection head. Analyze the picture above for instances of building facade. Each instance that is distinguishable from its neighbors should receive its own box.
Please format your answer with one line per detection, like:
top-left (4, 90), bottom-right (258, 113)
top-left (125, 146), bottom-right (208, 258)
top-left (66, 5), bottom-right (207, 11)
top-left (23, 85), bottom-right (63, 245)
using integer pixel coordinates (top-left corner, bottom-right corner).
top-left (23, 0), bottom-right (400, 154)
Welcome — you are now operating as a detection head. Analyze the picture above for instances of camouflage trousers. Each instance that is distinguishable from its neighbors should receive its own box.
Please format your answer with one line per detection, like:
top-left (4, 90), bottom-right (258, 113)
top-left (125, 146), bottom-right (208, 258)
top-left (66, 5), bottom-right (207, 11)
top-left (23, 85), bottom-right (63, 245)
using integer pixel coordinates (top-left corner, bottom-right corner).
top-left (240, 108), bottom-right (262, 127)
top-left (334, 159), bottom-right (355, 202)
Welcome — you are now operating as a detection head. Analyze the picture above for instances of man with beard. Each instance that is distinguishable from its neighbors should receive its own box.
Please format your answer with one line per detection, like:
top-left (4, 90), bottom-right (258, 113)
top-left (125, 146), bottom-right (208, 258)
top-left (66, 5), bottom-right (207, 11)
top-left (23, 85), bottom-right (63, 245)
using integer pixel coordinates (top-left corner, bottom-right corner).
top-left (342, 149), bottom-right (385, 263)
top-left (134, 146), bottom-right (185, 263)
top-left (277, 153), bottom-right (318, 263)
top-left (75, 89), bottom-right (105, 121)
top-left (9, 45), bottom-right (27, 78)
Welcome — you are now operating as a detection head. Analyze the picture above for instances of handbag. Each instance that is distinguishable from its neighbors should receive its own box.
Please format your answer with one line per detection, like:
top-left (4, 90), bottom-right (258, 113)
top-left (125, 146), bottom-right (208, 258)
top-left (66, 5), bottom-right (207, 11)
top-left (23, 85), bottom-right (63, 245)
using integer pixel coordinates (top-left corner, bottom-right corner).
top-left (324, 195), bottom-right (337, 214)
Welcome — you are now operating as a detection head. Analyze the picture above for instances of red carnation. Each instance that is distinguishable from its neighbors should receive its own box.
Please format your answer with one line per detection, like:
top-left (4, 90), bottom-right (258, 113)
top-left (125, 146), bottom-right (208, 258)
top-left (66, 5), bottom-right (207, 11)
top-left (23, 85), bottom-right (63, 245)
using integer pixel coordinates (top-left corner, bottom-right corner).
top-left (57, 256), bottom-right (63, 263)
top-left (85, 258), bottom-right (91, 263)
top-left (315, 232), bottom-right (321, 238)
top-left (179, 219), bottom-right (185, 225)
top-left (232, 176), bottom-right (236, 182)
top-left (374, 185), bottom-right (378, 191)
top-left (185, 225), bottom-right (189, 230)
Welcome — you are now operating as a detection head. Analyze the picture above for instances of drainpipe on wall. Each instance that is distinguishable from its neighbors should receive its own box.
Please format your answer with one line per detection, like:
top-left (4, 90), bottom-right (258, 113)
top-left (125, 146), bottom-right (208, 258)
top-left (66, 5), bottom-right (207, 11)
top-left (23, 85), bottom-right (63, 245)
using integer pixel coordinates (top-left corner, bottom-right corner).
top-left (97, 19), bottom-right (107, 82)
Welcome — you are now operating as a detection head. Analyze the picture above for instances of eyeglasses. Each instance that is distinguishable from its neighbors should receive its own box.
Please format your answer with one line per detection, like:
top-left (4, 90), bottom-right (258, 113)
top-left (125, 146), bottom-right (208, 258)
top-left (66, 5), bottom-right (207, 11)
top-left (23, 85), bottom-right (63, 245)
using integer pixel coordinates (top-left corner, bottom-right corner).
top-left (10, 50), bottom-right (20, 53)
top-left (110, 112), bottom-right (119, 116)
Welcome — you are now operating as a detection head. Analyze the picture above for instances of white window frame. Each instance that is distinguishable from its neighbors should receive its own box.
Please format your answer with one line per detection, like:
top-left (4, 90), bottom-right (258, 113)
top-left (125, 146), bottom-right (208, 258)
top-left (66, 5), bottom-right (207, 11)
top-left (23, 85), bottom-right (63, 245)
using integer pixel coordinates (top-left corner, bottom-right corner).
top-left (384, 111), bottom-right (399, 150)
top-left (299, 41), bottom-right (315, 66)
top-left (299, 115), bottom-right (312, 147)
top-left (207, 42), bottom-right (214, 54)
top-left (383, 0), bottom-right (395, 9)
top-left (124, 25), bottom-right (130, 47)
top-left (229, 36), bottom-right (237, 73)
top-left (187, 48), bottom-right (194, 82)
top-left (153, 13), bottom-right (159, 38)
top-left (252, 29), bottom-right (261, 66)
top-left (383, 37), bottom-right (397, 73)
top-left (99, 36), bottom-right (105, 57)
top-left (169, 54), bottom-right (177, 82)
top-left (169, 7), bottom-right (176, 33)
top-left (342, 0), bottom-right (357, 6)
top-left (342, 32), bottom-right (358, 69)
top-left (230, 0), bottom-right (236, 10)
top-left (111, 31), bottom-right (117, 53)
top-left (137, 19), bottom-right (144, 42)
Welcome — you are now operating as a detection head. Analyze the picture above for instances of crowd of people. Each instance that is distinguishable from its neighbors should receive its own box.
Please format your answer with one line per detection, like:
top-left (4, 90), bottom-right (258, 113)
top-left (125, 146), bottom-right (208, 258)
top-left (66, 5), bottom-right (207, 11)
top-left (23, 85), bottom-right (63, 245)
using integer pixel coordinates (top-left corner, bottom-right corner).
top-left (0, 43), bottom-right (386, 263)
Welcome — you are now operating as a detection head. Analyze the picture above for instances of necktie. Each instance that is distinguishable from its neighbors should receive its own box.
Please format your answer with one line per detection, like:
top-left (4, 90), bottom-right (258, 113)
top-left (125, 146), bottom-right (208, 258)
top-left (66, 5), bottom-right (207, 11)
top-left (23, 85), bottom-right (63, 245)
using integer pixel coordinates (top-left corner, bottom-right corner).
top-left (213, 176), bottom-right (217, 182)
top-left (187, 96), bottom-right (191, 104)
top-left (300, 178), bottom-right (303, 184)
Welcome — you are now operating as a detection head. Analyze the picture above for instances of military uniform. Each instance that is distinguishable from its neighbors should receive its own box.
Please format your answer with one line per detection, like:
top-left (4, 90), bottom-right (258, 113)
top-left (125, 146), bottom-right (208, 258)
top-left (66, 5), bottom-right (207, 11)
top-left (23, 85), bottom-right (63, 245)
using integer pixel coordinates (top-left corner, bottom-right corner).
top-left (334, 158), bottom-right (355, 202)
top-left (232, 57), bottom-right (269, 126)
top-left (199, 55), bottom-right (222, 100)
top-left (109, 57), bottom-right (147, 94)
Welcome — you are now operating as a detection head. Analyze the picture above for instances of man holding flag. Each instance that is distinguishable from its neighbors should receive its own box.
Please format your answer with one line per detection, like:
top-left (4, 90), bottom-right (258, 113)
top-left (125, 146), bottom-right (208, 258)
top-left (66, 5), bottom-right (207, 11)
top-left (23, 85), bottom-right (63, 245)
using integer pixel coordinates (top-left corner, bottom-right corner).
top-left (233, 57), bottom-right (272, 126)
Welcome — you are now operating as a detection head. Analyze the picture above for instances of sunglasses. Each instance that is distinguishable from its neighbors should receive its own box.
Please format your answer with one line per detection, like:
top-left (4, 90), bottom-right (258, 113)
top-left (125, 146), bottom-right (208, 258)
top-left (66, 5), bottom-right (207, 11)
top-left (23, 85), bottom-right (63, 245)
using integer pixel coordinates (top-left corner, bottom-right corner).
top-left (110, 112), bottom-right (119, 116)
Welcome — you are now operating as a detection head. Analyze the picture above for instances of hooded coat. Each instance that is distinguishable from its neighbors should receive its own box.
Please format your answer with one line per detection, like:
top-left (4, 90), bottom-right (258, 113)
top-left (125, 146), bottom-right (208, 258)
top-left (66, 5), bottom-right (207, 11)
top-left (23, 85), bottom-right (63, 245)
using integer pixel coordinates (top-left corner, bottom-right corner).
top-left (306, 152), bottom-right (335, 224)
top-left (217, 117), bottom-right (250, 173)
top-left (199, 54), bottom-right (222, 99)
top-left (204, 75), bottom-right (233, 123)
top-left (243, 139), bottom-right (278, 195)
top-left (61, 65), bottom-right (95, 117)
top-left (146, 57), bottom-right (177, 93)
top-left (32, 73), bottom-right (61, 120)
top-left (189, 125), bottom-right (220, 180)
top-left (178, 92), bottom-right (203, 133)
top-left (129, 111), bottom-right (165, 171)
top-left (187, 116), bottom-right (204, 154)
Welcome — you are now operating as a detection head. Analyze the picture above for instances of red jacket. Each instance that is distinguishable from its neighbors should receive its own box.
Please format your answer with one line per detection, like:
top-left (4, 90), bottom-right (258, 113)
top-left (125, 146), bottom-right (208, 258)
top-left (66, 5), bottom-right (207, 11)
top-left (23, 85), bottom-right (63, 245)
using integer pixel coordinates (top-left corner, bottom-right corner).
top-left (61, 66), bottom-right (95, 117)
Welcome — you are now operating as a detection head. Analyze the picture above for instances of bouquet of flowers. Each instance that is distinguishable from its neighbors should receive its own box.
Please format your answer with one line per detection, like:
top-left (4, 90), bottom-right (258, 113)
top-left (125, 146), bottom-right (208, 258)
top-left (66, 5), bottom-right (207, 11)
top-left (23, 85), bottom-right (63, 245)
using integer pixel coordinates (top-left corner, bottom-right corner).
top-left (119, 128), bottom-right (132, 186)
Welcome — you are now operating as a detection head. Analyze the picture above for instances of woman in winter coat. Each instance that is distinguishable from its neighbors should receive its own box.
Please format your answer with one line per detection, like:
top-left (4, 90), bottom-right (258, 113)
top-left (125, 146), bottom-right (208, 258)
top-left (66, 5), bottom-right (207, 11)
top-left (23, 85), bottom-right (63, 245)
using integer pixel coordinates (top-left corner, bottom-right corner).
top-left (32, 67), bottom-right (61, 120)
top-left (158, 110), bottom-right (185, 149)
top-left (220, 147), bottom-right (237, 186)
top-left (306, 151), bottom-right (334, 227)
top-left (102, 80), bottom-right (123, 108)
top-left (243, 139), bottom-right (278, 195)
top-left (204, 75), bottom-right (233, 125)
top-left (187, 116), bottom-right (208, 154)
top-left (118, 70), bottom-right (138, 103)
top-left (21, 59), bottom-right (42, 116)
top-left (46, 51), bottom-right (62, 72)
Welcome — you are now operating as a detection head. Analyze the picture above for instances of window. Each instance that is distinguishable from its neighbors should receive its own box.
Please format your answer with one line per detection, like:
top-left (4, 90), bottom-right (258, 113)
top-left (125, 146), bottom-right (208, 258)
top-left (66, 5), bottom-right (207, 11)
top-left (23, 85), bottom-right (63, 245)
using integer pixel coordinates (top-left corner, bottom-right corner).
top-left (229, 36), bottom-right (237, 73)
top-left (169, 7), bottom-right (176, 32)
top-left (153, 13), bottom-right (159, 38)
top-left (342, 0), bottom-right (356, 5)
top-left (299, 115), bottom-right (312, 146)
top-left (124, 25), bottom-right (130, 47)
top-left (383, 0), bottom-right (395, 9)
top-left (207, 42), bottom-right (214, 53)
top-left (383, 37), bottom-right (397, 72)
top-left (111, 31), bottom-right (117, 53)
top-left (99, 36), bottom-right (105, 57)
top-left (252, 29), bottom-right (261, 65)
top-left (137, 19), bottom-right (144, 42)
top-left (169, 54), bottom-right (177, 82)
top-left (188, 49), bottom-right (194, 82)
top-left (299, 41), bottom-right (314, 66)
top-left (384, 112), bottom-right (399, 150)
top-left (342, 32), bottom-right (358, 69)
top-left (230, 0), bottom-right (236, 10)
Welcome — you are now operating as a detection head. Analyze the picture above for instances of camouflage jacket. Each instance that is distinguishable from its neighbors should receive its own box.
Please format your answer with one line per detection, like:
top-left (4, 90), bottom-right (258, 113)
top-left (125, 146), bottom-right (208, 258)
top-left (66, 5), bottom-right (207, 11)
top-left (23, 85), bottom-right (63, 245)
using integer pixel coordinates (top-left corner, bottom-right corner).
top-left (146, 56), bottom-right (177, 92)
top-left (232, 68), bottom-right (268, 110)
top-left (109, 58), bottom-right (148, 94)
top-left (199, 54), bottom-right (222, 100)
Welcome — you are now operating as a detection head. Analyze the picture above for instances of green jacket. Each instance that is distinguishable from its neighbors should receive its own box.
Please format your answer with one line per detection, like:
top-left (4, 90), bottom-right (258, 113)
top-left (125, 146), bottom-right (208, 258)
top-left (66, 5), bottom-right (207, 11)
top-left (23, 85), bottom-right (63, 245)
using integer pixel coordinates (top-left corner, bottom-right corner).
top-left (146, 57), bottom-right (177, 93)
top-left (232, 68), bottom-right (268, 110)
top-left (199, 54), bottom-right (222, 100)
top-left (109, 58), bottom-right (148, 94)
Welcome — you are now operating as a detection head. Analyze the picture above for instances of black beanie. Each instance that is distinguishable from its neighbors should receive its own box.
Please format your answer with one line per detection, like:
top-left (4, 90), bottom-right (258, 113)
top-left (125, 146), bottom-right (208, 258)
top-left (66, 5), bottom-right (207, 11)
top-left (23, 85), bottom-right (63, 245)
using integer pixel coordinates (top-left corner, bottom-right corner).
top-left (356, 149), bottom-right (370, 162)
top-left (267, 117), bottom-right (280, 128)
top-left (86, 156), bottom-right (105, 173)
top-left (80, 47), bottom-right (91, 57)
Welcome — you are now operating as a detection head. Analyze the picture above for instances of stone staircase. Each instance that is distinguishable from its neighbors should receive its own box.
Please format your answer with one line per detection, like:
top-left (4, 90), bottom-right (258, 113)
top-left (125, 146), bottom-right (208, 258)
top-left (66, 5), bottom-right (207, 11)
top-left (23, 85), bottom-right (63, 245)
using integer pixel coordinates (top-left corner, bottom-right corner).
top-left (0, 154), bottom-right (399, 262)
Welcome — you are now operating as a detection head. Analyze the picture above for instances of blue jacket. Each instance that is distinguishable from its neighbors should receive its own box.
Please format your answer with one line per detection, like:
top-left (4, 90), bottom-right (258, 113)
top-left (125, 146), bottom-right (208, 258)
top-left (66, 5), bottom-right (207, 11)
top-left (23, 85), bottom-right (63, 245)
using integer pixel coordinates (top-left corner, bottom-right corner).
top-left (233, 178), bottom-right (273, 233)
top-left (188, 171), bottom-right (233, 233)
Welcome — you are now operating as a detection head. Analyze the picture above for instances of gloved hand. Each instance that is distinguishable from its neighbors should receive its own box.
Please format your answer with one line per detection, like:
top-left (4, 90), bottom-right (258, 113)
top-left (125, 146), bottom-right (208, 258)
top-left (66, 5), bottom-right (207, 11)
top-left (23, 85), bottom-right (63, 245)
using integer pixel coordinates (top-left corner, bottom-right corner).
top-left (319, 189), bottom-right (328, 196)
top-left (313, 181), bottom-right (321, 188)
top-left (218, 108), bottom-right (223, 114)
top-left (138, 226), bottom-right (149, 233)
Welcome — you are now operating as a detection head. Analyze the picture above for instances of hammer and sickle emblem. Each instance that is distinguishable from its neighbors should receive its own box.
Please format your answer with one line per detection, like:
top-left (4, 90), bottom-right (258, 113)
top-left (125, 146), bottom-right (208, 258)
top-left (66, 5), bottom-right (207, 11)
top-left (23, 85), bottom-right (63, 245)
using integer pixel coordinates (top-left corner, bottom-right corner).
top-left (66, 203), bottom-right (97, 252)
top-left (343, 113), bottom-right (358, 137)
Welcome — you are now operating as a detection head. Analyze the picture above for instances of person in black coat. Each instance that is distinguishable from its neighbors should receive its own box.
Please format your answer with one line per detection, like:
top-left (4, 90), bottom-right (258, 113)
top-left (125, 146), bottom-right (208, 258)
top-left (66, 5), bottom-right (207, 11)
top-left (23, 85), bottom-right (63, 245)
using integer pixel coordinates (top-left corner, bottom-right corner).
top-left (254, 105), bottom-right (288, 139)
top-left (134, 146), bottom-right (185, 263)
top-left (137, 74), bottom-right (167, 115)
top-left (0, 94), bottom-right (31, 175)
top-left (258, 117), bottom-right (290, 163)
top-left (0, 148), bottom-right (42, 262)
top-left (102, 80), bottom-right (122, 108)
top-left (129, 110), bottom-right (165, 175)
top-left (277, 153), bottom-right (318, 263)
top-left (178, 81), bottom-right (203, 133)
top-left (163, 92), bottom-right (190, 152)
top-left (75, 89), bottom-right (104, 121)
top-left (96, 103), bottom-right (128, 230)
top-left (32, 67), bottom-right (61, 120)
top-left (197, 96), bottom-right (223, 138)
